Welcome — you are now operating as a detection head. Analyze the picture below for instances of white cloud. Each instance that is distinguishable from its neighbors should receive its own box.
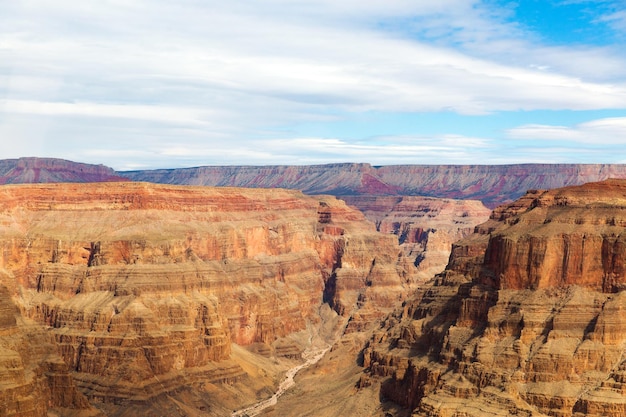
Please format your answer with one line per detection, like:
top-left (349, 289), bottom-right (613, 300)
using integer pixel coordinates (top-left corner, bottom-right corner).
top-left (507, 117), bottom-right (626, 144)
top-left (597, 9), bottom-right (626, 32)
top-left (0, 99), bottom-right (216, 126)
top-left (1, 0), bottom-right (626, 167)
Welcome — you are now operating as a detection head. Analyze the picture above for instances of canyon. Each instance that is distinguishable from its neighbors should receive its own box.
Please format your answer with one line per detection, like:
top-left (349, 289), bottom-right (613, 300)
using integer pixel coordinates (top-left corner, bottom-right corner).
top-left (361, 179), bottom-right (626, 416)
top-left (0, 181), bottom-right (423, 416)
top-left (2, 157), bottom-right (626, 416)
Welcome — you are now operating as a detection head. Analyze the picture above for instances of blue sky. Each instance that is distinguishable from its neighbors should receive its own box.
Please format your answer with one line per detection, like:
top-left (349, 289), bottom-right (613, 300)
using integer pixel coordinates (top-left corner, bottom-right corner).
top-left (1, 0), bottom-right (626, 170)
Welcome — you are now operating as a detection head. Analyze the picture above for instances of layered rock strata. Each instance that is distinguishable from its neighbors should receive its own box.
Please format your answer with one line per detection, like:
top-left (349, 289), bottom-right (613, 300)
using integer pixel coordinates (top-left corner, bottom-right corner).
top-left (120, 163), bottom-right (626, 207)
top-left (363, 179), bottom-right (626, 417)
top-left (342, 196), bottom-right (491, 280)
top-left (0, 182), bottom-right (417, 416)
top-left (0, 157), bottom-right (127, 184)
top-left (5, 158), bottom-right (626, 208)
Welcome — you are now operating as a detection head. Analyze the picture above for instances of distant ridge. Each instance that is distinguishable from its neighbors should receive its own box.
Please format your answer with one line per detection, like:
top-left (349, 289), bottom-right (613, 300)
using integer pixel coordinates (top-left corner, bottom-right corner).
top-left (0, 157), bottom-right (128, 184)
top-left (120, 162), bottom-right (626, 207)
top-left (4, 158), bottom-right (626, 207)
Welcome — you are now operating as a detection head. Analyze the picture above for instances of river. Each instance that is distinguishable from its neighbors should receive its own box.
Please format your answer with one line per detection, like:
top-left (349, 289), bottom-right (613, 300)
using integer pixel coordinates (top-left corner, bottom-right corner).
top-left (231, 346), bottom-right (330, 417)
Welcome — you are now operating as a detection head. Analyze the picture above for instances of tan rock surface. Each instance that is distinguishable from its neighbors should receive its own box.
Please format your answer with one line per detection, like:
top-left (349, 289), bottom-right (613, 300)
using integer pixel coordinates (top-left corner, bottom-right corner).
top-left (363, 179), bottom-right (626, 417)
top-left (0, 182), bottom-right (418, 415)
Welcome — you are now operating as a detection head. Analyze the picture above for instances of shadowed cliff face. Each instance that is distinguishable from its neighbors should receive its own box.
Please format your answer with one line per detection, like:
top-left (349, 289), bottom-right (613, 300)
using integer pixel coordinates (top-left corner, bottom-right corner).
top-left (0, 182), bottom-right (419, 416)
top-left (363, 179), bottom-right (626, 417)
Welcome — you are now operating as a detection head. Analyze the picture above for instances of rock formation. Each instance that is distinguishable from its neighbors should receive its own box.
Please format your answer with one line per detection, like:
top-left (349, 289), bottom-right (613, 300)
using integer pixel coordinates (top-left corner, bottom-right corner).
top-left (4, 158), bottom-right (626, 208)
top-left (342, 196), bottom-right (491, 280)
top-left (120, 163), bottom-right (626, 207)
top-left (0, 182), bottom-right (418, 416)
top-left (0, 157), bottom-right (127, 184)
top-left (363, 179), bottom-right (626, 416)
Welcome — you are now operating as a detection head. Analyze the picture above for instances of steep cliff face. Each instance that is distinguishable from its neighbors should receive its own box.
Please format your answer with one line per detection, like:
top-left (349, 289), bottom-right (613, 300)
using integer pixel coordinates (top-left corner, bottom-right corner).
top-left (0, 182), bottom-right (417, 416)
top-left (363, 179), bottom-right (626, 417)
top-left (0, 283), bottom-right (95, 417)
top-left (0, 157), bottom-right (127, 184)
top-left (342, 196), bottom-right (491, 280)
top-left (120, 163), bottom-right (626, 207)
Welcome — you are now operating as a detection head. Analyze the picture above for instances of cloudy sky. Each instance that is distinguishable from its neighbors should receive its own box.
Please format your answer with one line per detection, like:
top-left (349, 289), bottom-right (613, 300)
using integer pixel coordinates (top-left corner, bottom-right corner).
top-left (1, 0), bottom-right (626, 170)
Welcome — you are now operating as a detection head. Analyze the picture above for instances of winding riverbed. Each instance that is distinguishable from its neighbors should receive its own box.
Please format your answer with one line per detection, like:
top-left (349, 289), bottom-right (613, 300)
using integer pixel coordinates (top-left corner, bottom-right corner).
top-left (231, 346), bottom-right (330, 417)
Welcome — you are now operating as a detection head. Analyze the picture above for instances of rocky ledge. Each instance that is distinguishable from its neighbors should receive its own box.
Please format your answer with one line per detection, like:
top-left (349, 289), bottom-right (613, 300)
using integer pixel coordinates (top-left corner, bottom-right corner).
top-left (0, 182), bottom-right (418, 416)
top-left (363, 179), bottom-right (626, 417)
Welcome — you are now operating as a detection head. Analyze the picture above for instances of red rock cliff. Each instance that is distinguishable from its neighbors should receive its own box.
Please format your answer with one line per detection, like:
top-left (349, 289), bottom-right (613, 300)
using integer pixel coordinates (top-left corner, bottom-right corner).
top-left (0, 182), bottom-right (417, 416)
top-left (363, 179), bottom-right (626, 417)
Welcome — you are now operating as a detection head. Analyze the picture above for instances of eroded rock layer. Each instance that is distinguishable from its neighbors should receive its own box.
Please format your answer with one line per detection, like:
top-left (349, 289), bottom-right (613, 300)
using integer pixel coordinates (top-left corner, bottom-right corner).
top-left (342, 196), bottom-right (491, 280)
top-left (0, 182), bottom-right (417, 416)
top-left (0, 157), bottom-right (127, 184)
top-left (363, 179), bottom-right (626, 417)
top-left (121, 163), bottom-right (626, 207)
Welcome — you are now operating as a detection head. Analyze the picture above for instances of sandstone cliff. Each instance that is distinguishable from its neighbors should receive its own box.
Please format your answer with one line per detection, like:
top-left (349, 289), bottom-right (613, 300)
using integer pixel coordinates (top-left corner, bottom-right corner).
top-left (363, 179), bottom-right (626, 417)
top-left (343, 196), bottom-right (491, 280)
top-left (0, 182), bottom-right (417, 416)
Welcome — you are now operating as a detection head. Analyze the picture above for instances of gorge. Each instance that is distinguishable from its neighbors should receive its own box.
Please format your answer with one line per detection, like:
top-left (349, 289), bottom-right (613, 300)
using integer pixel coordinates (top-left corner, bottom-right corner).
top-left (0, 181), bottom-right (423, 416)
top-left (1, 158), bottom-right (626, 416)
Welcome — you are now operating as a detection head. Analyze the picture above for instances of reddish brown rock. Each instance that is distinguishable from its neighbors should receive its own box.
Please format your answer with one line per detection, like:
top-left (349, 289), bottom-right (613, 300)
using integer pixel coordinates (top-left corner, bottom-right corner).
top-left (0, 157), bottom-right (127, 184)
top-left (6, 158), bottom-right (626, 208)
top-left (0, 182), bottom-right (418, 415)
top-left (0, 284), bottom-right (95, 417)
top-left (121, 162), bottom-right (626, 207)
top-left (363, 179), bottom-right (626, 417)
top-left (342, 196), bottom-right (491, 280)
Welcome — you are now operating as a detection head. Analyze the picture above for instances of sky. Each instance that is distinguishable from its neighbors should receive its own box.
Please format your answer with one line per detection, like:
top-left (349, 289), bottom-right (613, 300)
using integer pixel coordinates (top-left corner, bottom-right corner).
top-left (1, 0), bottom-right (626, 170)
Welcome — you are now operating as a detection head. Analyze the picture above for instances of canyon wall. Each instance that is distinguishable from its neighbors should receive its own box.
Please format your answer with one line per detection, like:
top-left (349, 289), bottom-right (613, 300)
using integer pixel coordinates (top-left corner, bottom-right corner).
top-left (121, 163), bottom-right (626, 207)
top-left (0, 182), bottom-right (418, 416)
top-left (5, 158), bottom-right (626, 208)
top-left (343, 196), bottom-right (491, 280)
top-left (0, 157), bottom-right (127, 184)
top-left (363, 179), bottom-right (626, 416)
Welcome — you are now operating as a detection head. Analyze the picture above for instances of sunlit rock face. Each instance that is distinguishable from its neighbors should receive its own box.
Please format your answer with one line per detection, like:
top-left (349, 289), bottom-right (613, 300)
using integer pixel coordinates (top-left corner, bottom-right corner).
top-left (0, 182), bottom-right (418, 415)
top-left (342, 196), bottom-right (491, 280)
top-left (363, 179), bottom-right (626, 417)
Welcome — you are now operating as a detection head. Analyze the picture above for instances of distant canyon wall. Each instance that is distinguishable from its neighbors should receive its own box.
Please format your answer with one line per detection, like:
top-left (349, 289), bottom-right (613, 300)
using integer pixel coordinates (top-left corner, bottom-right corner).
top-left (342, 196), bottom-right (491, 279)
top-left (120, 162), bottom-right (626, 207)
top-left (4, 158), bottom-right (626, 208)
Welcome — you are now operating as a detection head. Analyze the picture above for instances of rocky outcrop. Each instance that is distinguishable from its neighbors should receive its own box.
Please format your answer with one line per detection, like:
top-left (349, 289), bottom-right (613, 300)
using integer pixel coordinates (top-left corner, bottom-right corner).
top-left (363, 179), bottom-right (626, 417)
top-left (0, 157), bottom-right (127, 184)
top-left (0, 182), bottom-right (418, 415)
top-left (120, 163), bottom-right (626, 207)
top-left (0, 284), bottom-right (95, 417)
top-left (343, 196), bottom-right (491, 280)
